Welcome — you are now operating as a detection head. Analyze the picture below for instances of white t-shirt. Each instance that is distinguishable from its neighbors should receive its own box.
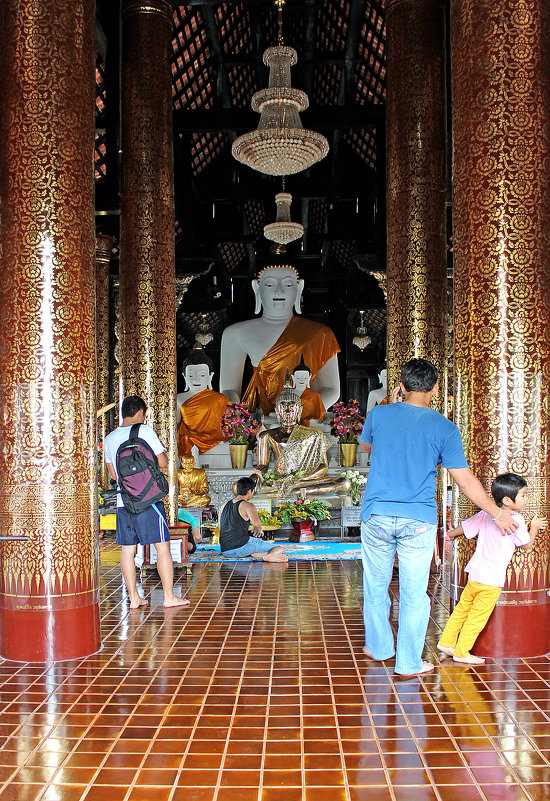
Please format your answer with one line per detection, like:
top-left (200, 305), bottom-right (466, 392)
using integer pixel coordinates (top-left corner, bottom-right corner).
top-left (463, 510), bottom-right (530, 587)
top-left (104, 424), bottom-right (165, 508)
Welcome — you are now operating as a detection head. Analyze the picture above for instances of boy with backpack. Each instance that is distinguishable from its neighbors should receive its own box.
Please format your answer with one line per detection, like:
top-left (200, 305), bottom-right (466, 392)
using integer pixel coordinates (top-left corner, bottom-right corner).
top-left (103, 395), bottom-right (190, 610)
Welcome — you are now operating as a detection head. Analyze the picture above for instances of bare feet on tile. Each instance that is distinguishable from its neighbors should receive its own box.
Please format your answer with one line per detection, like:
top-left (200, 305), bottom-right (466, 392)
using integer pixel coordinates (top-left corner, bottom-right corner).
top-left (453, 653), bottom-right (485, 665)
top-left (396, 661), bottom-right (435, 677)
top-left (163, 595), bottom-right (191, 608)
top-left (129, 596), bottom-right (148, 609)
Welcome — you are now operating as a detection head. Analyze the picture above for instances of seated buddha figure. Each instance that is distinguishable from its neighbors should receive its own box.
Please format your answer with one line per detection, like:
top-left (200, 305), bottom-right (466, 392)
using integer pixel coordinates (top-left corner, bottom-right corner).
top-left (219, 265), bottom-right (341, 415)
top-left (291, 355), bottom-right (325, 427)
top-left (177, 350), bottom-right (228, 457)
top-left (178, 456), bottom-right (211, 508)
top-left (366, 367), bottom-right (388, 413)
top-left (252, 374), bottom-right (351, 498)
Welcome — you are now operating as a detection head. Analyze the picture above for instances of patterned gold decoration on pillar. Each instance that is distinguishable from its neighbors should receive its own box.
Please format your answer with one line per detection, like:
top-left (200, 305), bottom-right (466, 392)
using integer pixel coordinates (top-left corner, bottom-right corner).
top-left (0, 0), bottom-right (99, 660)
top-left (452, 0), bottom-right (550, 657)
top-left (95, 235), bottom-right (115, 491)
top-left (385, 0), bottom-right (447, 408)
top-left (119, 0), bottom-right (178, 523)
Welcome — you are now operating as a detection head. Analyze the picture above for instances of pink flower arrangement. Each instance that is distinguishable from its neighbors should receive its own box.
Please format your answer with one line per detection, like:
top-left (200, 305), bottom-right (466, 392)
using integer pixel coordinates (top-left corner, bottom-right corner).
top-left (330, 399), bottom-right (365, 443)
top-left (220, 402), bottom-right (260, 444)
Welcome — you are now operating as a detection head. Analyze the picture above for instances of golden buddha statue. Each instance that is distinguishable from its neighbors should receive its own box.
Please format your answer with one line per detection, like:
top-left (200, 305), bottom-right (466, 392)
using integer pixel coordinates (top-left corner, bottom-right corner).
top-left (252, 374), bottom-right (351, 498)
top-left (178, 456), bottom-right (211, 508)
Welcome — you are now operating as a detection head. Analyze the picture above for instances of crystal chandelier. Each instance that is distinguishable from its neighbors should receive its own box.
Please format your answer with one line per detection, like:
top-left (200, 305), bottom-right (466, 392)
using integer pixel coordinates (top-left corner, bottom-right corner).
top-left (264, 182), bottom-right (304, 245)
top-left (232, 0), bottom-right (329, 176)
top-left (194, 314), bottom-right (213, 347)
top-left (352, 310), bottom-right (372, 351)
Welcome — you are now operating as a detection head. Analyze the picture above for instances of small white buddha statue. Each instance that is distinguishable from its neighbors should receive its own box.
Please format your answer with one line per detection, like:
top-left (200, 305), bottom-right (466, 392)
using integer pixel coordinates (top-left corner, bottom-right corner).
top-left (176, 350), bottom-right (228, 457)
top-left (291, 355), bottom-right (325, 426)
top-left (366, 368), bottom-right (388, 413)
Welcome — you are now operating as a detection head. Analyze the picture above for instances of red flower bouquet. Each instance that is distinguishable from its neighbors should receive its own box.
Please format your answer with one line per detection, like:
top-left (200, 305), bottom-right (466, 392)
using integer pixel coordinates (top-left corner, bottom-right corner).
top-left (329, 399), bottom-right (365, 444)
top-left (220, 402), bottom-right (260, 445)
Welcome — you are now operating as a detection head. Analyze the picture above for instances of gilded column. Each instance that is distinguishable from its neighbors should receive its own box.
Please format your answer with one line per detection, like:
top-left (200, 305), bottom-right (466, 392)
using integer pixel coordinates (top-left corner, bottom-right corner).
top-left (119, 0), bottom-right (178, 523)
top-left (452, 0), bottom-right (550, 656)
top-left (385, 0), bottom-right (447, 405)
top-left (95, 234), bottom-right (115, 490)
top-left (0, 0), bottom-right (99, 660)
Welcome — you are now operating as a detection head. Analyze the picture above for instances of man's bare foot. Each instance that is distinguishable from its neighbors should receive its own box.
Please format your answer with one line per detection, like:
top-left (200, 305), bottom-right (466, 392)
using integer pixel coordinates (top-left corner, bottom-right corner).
top-left (437, 644), bottom-right (455, 657)
top-left (395, 661), bottom-right (435, 677)
top-left (453, 653), bottom-right (485, 665)
top-left (163, 596), bottom-right (191, 608)
top-left (362, 646), bottom-right (394, 661)
top-left (129, 596), bottom-right (148, 609)
top-left (262, 547), bottom-right (289, 563)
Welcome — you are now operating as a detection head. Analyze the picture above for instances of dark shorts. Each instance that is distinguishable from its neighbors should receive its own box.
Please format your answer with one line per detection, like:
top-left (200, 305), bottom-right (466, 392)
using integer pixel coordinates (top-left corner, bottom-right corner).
top-left (116, 501), bottom-right (170, 547)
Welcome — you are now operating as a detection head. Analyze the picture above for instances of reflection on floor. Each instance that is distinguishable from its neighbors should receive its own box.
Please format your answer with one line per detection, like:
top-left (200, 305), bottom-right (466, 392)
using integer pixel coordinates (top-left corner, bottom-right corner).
top-left (0, 550), bottom-right (549, 801)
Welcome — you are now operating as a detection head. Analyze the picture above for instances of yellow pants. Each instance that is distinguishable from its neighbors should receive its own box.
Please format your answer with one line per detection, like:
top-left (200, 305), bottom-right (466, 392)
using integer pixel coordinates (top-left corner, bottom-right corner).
top-left (439, 579), bottom-right (501, 658)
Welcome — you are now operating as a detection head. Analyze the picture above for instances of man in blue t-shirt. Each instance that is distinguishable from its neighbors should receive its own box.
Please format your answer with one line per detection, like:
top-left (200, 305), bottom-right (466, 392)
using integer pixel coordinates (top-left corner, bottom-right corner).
top-left (359, 358), bottom-right (516, 677)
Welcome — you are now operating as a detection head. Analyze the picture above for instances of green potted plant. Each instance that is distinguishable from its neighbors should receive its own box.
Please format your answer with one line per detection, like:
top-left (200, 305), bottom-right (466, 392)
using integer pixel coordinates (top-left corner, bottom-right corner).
top-left (277, 497), bottom-right (331, 543)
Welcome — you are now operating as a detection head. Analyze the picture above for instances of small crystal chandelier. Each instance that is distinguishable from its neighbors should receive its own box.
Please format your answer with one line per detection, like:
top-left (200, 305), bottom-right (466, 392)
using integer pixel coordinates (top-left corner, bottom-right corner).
top-left (194, 314), bottom-right (213, 347)
top-left (264, 179), bottom-right (304, 245)
top-left (232, 0), bottom-right (329, 176)
top-left (352, 310), bottom-right (372, 351)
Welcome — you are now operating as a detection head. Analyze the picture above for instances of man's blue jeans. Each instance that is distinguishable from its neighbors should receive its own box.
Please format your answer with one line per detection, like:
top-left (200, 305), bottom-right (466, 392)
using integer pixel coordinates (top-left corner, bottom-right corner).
top-left (361, 515), bottom-right (437, 675)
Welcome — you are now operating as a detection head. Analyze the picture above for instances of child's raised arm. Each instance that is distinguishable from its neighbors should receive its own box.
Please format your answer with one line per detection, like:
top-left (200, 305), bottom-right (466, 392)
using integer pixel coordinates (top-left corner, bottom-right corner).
top-left (522, 515), bottom-right (547, 549)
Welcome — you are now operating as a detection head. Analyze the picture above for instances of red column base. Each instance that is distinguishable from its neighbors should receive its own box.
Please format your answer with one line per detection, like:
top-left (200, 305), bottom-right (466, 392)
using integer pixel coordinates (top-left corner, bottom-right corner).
top-left (0, 603), bottom-right (100, 662)
top-left (471, 599), bottom-right (550, 659)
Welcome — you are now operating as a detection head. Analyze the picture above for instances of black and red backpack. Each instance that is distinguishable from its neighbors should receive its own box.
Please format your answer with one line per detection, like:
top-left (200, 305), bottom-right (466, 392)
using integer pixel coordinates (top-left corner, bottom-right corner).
top-left (115, 424), bottom-right (169, 514)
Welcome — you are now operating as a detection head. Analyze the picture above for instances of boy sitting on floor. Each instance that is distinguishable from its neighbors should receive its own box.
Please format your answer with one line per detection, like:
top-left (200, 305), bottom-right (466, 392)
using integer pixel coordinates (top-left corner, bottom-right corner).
top-left (438, 473), bottom-right (546, 665)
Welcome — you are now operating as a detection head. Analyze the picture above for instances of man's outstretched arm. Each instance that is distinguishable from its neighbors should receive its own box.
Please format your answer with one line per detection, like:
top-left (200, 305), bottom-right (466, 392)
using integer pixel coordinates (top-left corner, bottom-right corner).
top-left (448, 467), bottom-right (517, 535)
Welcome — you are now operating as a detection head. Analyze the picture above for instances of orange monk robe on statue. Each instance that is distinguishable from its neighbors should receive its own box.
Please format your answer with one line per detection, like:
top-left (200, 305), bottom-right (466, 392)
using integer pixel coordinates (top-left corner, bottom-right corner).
top-left (242, 316), bottom-right (340, 415)
top-left (177, 389), bottom-right (229, 456)
top-left (299, 388), bottom-right (326, 427)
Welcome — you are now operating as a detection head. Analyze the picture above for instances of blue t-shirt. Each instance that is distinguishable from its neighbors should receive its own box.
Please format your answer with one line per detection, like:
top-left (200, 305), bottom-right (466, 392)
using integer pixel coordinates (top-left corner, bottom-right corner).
top-left (360, 402), bottom-right (468, 524)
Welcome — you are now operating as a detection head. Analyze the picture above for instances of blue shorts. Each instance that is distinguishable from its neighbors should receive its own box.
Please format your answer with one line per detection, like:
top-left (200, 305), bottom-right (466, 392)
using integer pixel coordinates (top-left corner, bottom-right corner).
top-left (116, 502), bottom-right (170, 547)
top-left (222, 536), bottom-right (278, 560)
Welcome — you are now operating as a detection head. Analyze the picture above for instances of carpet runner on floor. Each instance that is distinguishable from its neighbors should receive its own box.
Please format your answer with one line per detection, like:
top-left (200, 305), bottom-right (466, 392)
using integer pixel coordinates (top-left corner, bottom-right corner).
top-left (190, 539), bottom-right (361, 561)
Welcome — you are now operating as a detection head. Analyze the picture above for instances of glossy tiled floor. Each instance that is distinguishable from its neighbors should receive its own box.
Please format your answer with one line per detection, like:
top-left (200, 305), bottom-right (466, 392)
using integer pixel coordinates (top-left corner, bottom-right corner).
top-left (1, 549), bottom-right (549, 801)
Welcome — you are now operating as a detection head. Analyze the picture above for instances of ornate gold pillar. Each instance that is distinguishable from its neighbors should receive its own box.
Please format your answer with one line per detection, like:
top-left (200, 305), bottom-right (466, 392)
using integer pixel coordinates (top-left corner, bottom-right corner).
top-left (95, 235), bottom-right (115, 490)
top-left (0, 0), bottom-right (99, 660)
top-left (119, 0), bottom-right (178, 523)
top-left (452, 0), bottom-right (550, 656)
top-left (385, 0), bottom-right (447, 403)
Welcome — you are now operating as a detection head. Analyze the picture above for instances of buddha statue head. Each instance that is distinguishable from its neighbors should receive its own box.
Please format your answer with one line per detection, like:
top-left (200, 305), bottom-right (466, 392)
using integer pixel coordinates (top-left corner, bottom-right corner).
top-left (274, 370), bottom-right (303, 427)
top-left (182, 349), bottom-right (214, 394)
top-left (180, 455), bottom-right (196, 473)
top-left (252, 265), bottom-right (304, 317)
top-left (291, 354), bottom-right (311, 397)
top-left (378, 368), bottom-right (387, 389)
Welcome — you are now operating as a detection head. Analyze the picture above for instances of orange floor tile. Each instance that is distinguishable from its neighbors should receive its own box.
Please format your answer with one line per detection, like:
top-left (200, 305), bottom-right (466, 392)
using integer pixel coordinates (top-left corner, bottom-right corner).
top-left (0, 552), bottom-right (549, 801)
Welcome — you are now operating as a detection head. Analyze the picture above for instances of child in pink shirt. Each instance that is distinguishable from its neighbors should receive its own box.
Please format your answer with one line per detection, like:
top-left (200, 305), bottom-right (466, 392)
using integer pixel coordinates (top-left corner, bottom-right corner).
top-left (438, 473), bottom-right (546, 665)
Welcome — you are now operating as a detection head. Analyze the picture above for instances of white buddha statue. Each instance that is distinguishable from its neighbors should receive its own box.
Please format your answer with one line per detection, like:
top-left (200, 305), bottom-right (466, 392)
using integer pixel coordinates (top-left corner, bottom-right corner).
top-left (291, 355), bottom-right (325, 426)
top-left (176, 350), bottom-right (228, 457)
top-left (366, 368), bottom-right (388, 413)
top-left (219, 265), bottom-right (341, 415)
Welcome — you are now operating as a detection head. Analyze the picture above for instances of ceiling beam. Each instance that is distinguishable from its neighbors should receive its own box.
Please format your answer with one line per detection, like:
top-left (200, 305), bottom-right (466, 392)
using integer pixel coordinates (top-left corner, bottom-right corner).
top-left (201, 4), bottom-right (232, 110)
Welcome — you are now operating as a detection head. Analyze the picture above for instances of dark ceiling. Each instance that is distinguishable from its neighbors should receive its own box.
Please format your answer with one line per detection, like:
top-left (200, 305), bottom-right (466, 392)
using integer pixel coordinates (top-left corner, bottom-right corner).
top-left (94, 0), bottom-right (389, 388)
